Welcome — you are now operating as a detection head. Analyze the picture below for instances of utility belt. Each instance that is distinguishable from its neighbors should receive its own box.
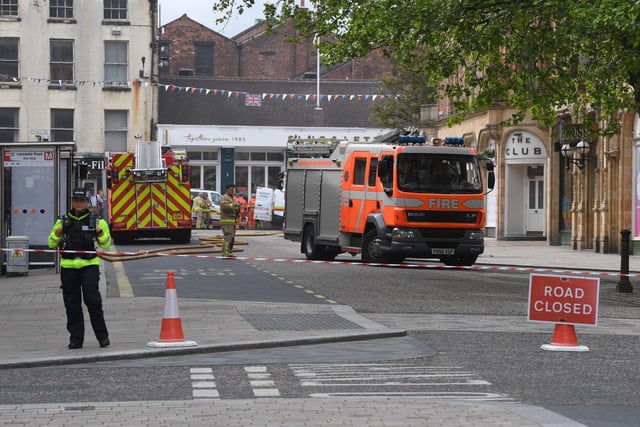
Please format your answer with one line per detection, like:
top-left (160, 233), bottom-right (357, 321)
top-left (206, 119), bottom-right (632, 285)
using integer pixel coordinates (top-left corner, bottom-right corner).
top-left (60, 250), bottom-right (97, 260)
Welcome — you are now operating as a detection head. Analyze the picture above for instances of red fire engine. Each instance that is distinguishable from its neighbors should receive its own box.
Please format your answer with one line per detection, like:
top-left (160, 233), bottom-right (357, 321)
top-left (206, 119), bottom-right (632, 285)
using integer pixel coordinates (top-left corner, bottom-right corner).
top-left (107, 140), bottom-right (192, 244)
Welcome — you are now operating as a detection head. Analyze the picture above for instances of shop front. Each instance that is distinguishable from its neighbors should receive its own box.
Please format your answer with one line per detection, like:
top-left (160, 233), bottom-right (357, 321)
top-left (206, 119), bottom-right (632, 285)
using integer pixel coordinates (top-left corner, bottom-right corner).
top-left (158, 125), bottom-right (389, 196)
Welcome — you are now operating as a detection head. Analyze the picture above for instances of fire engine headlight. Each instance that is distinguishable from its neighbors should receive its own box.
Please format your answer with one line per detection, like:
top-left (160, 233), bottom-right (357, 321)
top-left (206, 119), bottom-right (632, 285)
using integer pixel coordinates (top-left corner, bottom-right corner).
top-left (468, 230), bottom-right (484, 240)
top-left (392, 228), bottom-right (415, 239)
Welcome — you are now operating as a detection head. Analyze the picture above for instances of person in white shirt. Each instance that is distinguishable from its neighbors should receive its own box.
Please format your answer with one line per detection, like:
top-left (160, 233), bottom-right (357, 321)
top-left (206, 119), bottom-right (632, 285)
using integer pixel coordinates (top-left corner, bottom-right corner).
top-left (86, 187), bottom-right (104, 217)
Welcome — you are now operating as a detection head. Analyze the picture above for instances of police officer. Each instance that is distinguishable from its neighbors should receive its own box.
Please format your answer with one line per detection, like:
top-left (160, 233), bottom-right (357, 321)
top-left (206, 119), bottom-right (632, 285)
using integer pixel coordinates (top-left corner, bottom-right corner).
top-left (48, 188), bottom-right (112, 349)
top-left (220, 183), bottom-right (240, 256)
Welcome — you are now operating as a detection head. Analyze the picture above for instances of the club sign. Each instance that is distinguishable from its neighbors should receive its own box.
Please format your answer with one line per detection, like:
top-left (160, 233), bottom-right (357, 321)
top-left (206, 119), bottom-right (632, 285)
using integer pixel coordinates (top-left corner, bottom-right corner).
top-left (528, 274), bottom-right (599, 326)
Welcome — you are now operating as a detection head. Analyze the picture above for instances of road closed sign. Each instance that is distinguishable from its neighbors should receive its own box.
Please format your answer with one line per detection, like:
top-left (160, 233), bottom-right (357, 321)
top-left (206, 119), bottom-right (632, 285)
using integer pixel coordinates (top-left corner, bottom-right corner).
top-left (528, 274), bottom-right (599, 326)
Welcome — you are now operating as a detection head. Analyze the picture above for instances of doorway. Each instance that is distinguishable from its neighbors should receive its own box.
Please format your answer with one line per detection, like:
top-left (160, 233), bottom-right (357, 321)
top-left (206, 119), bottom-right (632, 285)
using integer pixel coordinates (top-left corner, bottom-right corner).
top-left (527, 173), bottom-right (545, 235)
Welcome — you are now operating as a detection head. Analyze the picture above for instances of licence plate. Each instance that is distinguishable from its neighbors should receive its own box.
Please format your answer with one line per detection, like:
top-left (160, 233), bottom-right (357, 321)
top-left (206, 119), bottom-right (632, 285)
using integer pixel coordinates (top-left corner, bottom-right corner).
top-left (432, 248), bottom-right (455, 255)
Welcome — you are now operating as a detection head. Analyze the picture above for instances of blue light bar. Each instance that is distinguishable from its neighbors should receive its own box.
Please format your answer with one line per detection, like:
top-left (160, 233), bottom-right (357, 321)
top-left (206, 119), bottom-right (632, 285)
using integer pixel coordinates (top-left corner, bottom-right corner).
top-left (398, 135), bottom-right (426, 144)
top-left (444, 137), bottom-right (464, 146)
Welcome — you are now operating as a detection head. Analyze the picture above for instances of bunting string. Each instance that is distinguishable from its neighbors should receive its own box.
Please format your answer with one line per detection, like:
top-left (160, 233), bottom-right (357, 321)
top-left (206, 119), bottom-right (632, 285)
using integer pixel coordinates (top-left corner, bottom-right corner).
top-left (0, 74), bottom-right (387, 104)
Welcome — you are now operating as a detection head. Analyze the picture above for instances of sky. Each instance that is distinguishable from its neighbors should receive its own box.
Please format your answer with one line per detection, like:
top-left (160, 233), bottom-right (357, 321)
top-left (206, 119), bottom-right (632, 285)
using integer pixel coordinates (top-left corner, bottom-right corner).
top-left (158, 0), bottom-right (268, 37)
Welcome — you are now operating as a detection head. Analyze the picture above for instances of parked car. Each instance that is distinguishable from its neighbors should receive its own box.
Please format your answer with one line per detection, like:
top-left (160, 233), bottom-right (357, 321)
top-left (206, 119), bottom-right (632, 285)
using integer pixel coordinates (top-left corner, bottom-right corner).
top-left (190, 189), bottom-right (222, 228)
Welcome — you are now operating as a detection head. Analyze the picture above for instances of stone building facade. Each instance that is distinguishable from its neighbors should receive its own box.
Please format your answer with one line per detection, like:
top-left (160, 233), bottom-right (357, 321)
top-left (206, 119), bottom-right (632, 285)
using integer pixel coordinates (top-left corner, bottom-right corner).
top-left (424, 103), bottom-right (639, 253)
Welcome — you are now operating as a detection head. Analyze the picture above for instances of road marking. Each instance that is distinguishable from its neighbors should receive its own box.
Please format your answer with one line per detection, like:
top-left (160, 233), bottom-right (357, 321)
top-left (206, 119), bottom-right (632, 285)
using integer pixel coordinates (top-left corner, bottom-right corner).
top-left (190, 367), bottom-right (219, 399)
top-left (290, 363), bottom-right (512, 401)
top-left (112, 255), bottom-right (133, 297)
top-left (307, 391), bottom-right (513, 400)
top-left (245, 366), bottom-right (280, 397)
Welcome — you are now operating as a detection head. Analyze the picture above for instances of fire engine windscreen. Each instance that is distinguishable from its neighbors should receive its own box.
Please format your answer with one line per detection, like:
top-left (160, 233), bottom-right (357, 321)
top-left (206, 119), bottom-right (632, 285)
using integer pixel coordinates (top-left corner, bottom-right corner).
top-left (397, 154), bottom-right (483, 193)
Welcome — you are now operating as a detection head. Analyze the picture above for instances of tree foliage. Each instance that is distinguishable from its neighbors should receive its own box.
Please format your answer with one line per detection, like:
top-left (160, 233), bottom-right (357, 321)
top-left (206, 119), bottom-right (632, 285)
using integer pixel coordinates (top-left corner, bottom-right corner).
top-left (369, 67), bottom-right (436, 128)
top-left (212, 0), bottom-right (640, 130)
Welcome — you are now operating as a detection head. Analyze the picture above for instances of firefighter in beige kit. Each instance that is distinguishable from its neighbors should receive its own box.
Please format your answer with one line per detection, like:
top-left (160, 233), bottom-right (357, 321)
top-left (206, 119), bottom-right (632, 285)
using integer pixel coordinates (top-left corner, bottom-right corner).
top-left (220, 183), bottom-right (239, 256)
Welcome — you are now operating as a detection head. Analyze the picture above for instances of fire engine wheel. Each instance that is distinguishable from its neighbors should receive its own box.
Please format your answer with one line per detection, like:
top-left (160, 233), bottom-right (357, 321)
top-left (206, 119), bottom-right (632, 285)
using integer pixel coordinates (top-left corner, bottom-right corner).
top-left (303, 225), bottom-right (337, 261)
top-left (171, 230), bottom-right (192, 244)
top-left (361, 229), bottom-right (386, 263)
top-left (440, 255), bottom-right (478, 266)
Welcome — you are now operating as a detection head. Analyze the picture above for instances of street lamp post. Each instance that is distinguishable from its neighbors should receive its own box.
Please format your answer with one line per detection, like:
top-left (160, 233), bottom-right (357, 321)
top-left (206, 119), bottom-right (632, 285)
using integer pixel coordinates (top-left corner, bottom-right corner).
top-left (314, 35), bottom-right (322, 111)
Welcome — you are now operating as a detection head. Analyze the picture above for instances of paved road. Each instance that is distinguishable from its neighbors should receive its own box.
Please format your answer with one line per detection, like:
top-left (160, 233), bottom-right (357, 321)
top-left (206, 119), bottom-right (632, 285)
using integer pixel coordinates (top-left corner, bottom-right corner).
top-left (1, 231), bottom-right (639, 426)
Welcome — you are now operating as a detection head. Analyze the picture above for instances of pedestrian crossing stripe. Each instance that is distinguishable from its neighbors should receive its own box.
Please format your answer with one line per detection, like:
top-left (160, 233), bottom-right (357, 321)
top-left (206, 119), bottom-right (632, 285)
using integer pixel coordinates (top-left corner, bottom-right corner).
top-left (187, 363), bottom-right (512, 401)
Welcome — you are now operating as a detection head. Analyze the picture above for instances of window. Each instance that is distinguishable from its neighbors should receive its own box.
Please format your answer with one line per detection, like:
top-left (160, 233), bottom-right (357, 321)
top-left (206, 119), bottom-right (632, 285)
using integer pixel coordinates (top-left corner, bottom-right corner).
top-left (0, 0), bottom-right (18, 17)
top-left (51, 109), bottom-right (74, 142)
top-left (105, 110), bottom-right (128, 152)
top-left (353, 157), bottom-right (367, 185)
top-left (187, 151), bottom-right (218, 161)
top-left (252, 166), bottom-right (266, 189)
top-left (104, 0), bottom-right (127, 20)
top-left (235, 165), bottom-right (248, 193)
top-left (104, 41), bottom-right (128, 84)
top-left (0, 38), bottom-right (19, 80)
top-left (50, 39), bottom-right (74, 82)
top-left (0, 108), bottom-right (18, 142)
top-left (159, 42), bottom-right (170, 76)
top-left (195, 44), bottom-right (213, 76)
top-left (267, 166), bottom-right (281, 188)
top-left (368, 158), bottom-right (378, 186)
top-left (50, 0), bottom-right (73, 19)
top-left (235, 150), bottom-right (286, 196)
top-left (267, 152), bottom-right (284, 161)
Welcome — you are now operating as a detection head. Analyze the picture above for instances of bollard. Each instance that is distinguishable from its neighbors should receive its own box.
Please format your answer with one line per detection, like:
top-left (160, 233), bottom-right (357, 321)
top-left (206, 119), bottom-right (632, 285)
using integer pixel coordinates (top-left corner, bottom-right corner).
top-left (617, 229), bottom-right (633, 293)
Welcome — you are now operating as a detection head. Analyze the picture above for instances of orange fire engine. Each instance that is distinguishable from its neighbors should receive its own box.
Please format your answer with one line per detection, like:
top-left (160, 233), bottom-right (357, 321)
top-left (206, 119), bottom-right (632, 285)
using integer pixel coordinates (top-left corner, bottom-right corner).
top-left (107, 140), bottom-right (192, 244)
top-left (283, 131), bottom-right (495, 266)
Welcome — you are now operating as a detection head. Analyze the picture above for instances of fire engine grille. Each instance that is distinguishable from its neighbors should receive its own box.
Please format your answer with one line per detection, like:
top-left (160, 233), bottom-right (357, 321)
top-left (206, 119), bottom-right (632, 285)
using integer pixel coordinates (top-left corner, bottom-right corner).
top-left (406, 210), bottom-right (478, 223)
top-left (418, 228), bottom-right (467, 240)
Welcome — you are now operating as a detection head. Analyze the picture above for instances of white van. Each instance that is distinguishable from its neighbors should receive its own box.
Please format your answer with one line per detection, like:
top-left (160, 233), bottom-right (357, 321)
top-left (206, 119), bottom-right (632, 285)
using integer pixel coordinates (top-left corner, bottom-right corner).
top-left (191, 189), bottom-right (222, 227)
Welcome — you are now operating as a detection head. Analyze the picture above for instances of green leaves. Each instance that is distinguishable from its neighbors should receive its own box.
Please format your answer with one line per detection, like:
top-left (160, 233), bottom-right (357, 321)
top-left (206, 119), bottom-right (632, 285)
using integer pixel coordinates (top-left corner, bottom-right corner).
top-left (213, 0), bottom-right (640, 129)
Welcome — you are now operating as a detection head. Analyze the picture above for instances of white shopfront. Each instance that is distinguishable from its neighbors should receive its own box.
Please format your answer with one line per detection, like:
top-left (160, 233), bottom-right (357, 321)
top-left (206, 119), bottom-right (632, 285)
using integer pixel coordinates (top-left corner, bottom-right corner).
top-left (158, 125), bottom-right (388, 196)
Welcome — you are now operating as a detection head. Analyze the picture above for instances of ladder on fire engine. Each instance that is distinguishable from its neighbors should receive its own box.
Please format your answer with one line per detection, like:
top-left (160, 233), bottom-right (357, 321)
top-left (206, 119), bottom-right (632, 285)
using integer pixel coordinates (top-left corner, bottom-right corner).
top-left (132, 140), bottom-right (167, 182)
top-left (287, 135), bottom-right (344, 158)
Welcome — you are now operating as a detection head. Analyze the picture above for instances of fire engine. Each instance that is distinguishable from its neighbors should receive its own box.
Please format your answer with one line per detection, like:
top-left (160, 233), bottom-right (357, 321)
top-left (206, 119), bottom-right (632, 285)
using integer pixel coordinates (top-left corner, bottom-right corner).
top-left (106, 140), bottom-right (192, 244)
top-left (283, 130), bottom-right (495, 266)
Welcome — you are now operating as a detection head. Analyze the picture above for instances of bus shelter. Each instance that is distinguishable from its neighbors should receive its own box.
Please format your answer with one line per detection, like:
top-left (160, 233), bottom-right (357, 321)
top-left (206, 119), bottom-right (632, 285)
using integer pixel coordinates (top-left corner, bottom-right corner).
top-left (1, 142), bottom-right (75, 272)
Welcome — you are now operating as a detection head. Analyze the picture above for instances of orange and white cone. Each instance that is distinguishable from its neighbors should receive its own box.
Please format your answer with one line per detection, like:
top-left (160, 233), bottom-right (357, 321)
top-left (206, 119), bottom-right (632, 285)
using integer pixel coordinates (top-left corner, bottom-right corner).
top-left (147, 272), bottom-right (197, 348)
top-left (541, 323), bottom-right (588, 352)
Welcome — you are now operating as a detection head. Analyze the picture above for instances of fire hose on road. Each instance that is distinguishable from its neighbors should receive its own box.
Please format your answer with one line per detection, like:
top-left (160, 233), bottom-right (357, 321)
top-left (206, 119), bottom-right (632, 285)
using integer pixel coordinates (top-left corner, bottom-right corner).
top-left (98, 236), bottom-right (248, 262)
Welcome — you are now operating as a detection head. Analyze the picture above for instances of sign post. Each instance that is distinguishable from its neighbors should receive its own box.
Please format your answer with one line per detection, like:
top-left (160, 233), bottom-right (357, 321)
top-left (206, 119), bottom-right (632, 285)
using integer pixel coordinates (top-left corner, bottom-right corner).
top-left (528, 274), bottom-right (599, 352)
top-left (254, 187), bottom-right (274, 222)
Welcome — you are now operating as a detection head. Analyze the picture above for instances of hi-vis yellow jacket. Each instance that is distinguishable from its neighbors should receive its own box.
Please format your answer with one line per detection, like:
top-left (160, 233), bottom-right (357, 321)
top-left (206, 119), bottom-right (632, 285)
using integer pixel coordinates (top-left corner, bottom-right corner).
top-left (48, 211), bottom-right (111, 269)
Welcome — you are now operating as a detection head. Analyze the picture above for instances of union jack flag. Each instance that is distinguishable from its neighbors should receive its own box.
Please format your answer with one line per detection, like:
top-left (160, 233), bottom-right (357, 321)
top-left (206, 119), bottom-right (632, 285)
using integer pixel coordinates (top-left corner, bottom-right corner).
top-left (245, 94), bottom-right (262, 107)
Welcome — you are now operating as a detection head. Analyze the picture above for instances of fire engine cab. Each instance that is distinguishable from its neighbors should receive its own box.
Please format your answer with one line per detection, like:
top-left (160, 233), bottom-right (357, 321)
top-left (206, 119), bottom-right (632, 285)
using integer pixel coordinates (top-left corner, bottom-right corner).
top-left (283, 130), bottom-right (495, 265)
top-left (106, 140), bottom-right (192, 244)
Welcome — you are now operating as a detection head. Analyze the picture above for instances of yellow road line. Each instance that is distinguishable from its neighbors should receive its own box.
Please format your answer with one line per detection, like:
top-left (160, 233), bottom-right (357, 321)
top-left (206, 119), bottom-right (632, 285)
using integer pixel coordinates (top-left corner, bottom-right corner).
top-left (112, 245), bottom-right (134, 297)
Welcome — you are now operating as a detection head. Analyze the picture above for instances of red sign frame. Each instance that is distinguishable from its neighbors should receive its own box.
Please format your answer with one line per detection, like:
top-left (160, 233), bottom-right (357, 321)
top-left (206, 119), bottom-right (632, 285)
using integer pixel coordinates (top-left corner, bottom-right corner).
top-left (528, 274), bottom-right (599, 326)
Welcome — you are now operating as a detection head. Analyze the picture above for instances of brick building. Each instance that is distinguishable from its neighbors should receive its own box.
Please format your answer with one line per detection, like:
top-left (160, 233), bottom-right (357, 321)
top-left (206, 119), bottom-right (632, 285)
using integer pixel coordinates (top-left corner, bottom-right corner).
top-left (159, 14), bottom-right (394, 80)
top-left (157, 15), bottom-right (394, 195)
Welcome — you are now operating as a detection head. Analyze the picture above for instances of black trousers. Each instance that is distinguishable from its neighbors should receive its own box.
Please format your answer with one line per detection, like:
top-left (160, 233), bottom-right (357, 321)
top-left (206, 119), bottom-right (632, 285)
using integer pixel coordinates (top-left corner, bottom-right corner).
top-left (60, 265), bottom-right (109, 345)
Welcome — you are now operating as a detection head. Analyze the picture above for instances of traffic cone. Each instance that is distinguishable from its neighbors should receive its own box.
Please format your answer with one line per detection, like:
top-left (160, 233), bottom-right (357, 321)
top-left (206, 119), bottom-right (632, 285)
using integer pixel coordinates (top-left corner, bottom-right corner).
top-left (146, 272), bottom-right (197, 348)
top-left (541, 323), bottom-right (589, 352)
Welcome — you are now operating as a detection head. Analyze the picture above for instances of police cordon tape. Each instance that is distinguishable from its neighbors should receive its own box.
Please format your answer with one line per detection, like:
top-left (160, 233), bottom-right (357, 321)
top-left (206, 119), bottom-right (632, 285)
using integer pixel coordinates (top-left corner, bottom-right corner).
top-left (1, 245), bottom-right (637, 278)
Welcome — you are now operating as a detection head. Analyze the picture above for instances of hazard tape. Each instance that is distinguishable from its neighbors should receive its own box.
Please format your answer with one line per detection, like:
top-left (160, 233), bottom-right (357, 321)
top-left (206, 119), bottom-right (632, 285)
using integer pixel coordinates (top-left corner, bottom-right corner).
top-left (1, 247), bottom-right (636, 278)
